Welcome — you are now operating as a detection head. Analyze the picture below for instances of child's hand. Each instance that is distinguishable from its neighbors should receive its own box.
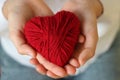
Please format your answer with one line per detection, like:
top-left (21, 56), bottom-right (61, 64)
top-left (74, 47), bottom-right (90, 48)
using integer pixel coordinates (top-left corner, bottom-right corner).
top-left (61, 0), bottom-right (102, 74)
top-left (3, 0), bottom-right (103, 79)
top-left (31, 0), bottom-right (103, 79)
top-left (2, 0), bottom-right (69, 78)
top-left (2, 0), bottom-right (53, 57)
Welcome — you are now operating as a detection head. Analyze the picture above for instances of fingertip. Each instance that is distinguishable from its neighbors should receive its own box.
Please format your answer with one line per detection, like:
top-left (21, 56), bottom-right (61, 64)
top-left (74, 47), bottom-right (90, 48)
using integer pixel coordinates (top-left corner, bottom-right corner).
top-left (30, 58), bottom-right (34, 64)
top-left (78, 48), bottom-right (93, 66)
top-left (69, 58), bottom-right (80, 68)
top-left (78, 54), bottom-right (87, 66)
top-left (36, 64), bottom-right (47, 75)
top-left (54, 68), bottom-right (67, 77)
top-left (79, 58), bottom-right (86, 66)
top-left (26, 46), bottom-right (36, 57)
top-left (30, 58), bottom-right (39, 66)
top-left (65, 64), bottom-right (76, 75)
top-left (17, 44), bottom-right (36, 57)
top-left (79, 35), bottom-right (85, 43)
top-left (46, 71), bottom-right (61, 79)
top-left (36, 54), bottom-right (67, 77)
top-left (47, 64), bottom-right (67, 77)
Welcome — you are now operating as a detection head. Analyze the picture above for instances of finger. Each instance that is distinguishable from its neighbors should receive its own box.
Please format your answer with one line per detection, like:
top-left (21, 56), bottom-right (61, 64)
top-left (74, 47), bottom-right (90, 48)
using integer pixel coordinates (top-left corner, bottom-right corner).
top-left (47, 71), bottom-right (62, 79)
top-left (30, 58), bottom-right (47, 75)
top-left (30, 58), bottom-right (39, 66)
top-left (36, 54), bottom-right (67, 77)
top-left (64, 64), bottom-right (76, 75)
top-left (36, 64), bottom-right (47, 75)
top-left (8, 14), bottom-right (36, 57)
top-left (69, 58), bottom-right (80, 68)
top-left (78, 34), bottom-right (85, 43)
top-left (78, 48), bottom-right (94, 66)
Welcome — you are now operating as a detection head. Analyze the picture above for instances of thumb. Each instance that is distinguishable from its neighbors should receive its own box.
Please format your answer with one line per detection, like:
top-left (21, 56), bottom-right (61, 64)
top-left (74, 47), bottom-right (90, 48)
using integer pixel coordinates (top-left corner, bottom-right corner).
top-left (78, 17), bottom-right (98, 65)
top-left (8, 13), bottom-right (36, 57)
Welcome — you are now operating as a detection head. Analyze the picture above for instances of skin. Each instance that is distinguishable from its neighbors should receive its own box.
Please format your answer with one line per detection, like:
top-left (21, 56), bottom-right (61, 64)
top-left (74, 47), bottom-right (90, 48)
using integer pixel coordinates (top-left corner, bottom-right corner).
top-left (2, 0), bottom-right (103, 79)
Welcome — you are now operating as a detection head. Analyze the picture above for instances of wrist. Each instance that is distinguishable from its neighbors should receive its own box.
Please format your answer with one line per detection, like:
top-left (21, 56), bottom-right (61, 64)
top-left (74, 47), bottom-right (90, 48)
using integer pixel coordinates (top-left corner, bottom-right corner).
top-left (70, 0), bottom-right (103, 18)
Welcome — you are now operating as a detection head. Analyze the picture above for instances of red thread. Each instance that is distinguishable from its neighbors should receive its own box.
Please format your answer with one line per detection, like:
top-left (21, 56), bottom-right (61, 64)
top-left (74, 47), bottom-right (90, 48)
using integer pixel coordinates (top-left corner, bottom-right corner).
top-left (24, 11), bottom-right (81, 67)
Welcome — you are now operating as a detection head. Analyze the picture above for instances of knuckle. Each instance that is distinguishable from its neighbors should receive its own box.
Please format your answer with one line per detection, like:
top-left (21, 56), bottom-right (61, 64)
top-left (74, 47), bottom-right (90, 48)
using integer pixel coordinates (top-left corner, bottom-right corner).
top-left (36, 69), bottom-right (42, 74)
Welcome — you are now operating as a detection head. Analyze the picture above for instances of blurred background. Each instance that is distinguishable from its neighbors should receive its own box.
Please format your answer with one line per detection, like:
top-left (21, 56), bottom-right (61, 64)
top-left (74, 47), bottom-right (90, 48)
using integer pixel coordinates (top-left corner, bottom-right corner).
top-left (0, 0), bottom-right (120, 80)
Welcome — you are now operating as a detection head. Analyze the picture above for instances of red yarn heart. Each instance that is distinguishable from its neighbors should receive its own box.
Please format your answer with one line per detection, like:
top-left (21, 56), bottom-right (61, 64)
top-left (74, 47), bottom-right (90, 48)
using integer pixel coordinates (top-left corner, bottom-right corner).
top-left (24, 11), bottom-right (80, 67)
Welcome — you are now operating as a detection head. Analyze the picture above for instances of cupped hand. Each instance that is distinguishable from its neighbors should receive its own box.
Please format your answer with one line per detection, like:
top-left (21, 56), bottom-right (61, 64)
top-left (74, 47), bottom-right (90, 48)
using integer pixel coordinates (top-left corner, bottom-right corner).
top-left (30, 0), bottom-right (103, 79)
top-left (2, 0), bottom-right (103, 79)
top-left (2, 0), bottom-right (76, 79)
top-left (61, 0), bottom-right (103, 71)
top-left (2, 0), bottom-right (53, 57)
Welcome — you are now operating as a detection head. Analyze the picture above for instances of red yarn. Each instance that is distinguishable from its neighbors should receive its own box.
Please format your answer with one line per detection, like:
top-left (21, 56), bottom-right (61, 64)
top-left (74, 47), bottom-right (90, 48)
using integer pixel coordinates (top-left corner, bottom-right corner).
top-left (24, 11), bottom-right (80, 67)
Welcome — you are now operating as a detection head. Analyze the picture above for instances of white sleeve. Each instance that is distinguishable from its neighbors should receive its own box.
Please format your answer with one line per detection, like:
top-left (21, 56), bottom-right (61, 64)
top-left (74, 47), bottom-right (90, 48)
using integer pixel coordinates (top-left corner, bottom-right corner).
top-left (0, 0), bottom-right (8, 32)
top-left (96, 0), bottom-right (120, 54)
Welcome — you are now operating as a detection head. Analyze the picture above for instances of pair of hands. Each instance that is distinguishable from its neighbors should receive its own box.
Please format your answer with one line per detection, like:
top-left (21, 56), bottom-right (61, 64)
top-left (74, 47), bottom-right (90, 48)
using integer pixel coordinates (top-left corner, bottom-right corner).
top-left (2, 0), bottom-right (102, 79)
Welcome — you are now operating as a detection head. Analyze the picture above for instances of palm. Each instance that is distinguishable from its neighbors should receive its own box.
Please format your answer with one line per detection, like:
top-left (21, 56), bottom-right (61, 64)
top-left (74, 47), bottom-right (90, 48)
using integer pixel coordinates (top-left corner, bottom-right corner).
top-left (4, 0), bottom-right (66, 78)
top-left (4, 0), bottom-right (67, 78)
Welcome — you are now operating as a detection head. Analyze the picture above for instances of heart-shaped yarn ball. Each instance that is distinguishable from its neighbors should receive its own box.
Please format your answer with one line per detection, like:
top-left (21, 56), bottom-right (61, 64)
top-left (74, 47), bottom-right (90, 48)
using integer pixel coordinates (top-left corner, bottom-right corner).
top-left (24, 11), bottom-right (80, 67)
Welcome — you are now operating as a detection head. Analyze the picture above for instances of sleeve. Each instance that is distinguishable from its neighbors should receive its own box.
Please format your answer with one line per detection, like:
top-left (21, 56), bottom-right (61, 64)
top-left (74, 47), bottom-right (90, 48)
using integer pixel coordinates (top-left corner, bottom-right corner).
top-left (96, 0), bottom-right (120, 54)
